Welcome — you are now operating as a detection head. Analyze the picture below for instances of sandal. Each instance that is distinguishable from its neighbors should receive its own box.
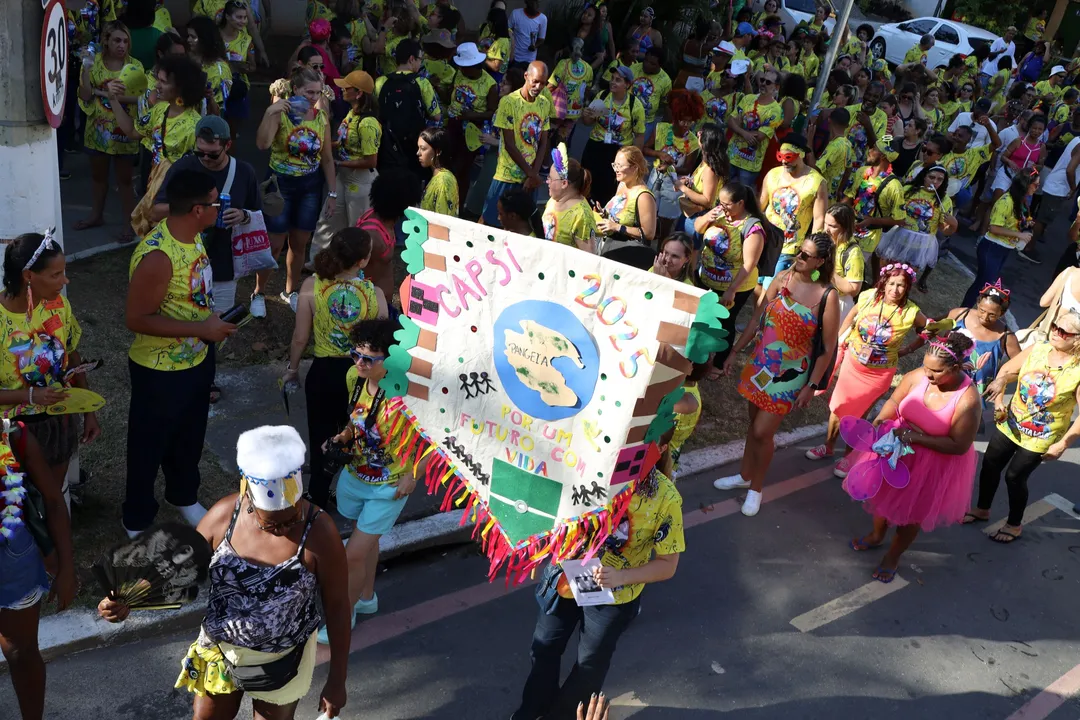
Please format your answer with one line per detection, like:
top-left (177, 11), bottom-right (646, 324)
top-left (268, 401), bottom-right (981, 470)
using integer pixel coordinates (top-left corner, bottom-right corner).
top-left (706, 368), bottom-right (722, 382)
top-left (72, 217), bottom-right (104, 231)
top-left (209, 384), bottom-right (222, 404)
top-left (989, 527), bottom-right (1021, 544)
top-left (849, 536), bottom-right (883, 551)
top-left (872, 565), bottom-right (898, 583)
top-left (961, 512), bottom-right (989, 525)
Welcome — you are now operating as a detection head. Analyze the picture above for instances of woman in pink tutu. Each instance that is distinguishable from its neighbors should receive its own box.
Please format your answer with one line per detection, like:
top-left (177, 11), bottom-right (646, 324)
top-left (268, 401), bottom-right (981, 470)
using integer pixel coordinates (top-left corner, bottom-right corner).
top-left (846, 331), bottom-right (981, 583)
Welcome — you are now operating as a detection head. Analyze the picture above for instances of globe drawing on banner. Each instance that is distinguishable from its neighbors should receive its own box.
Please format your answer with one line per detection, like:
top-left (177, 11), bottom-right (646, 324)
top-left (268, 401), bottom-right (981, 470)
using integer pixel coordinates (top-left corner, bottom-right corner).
top-left (493, 300), bottom-right (599, 421)
top-left (377, 208), bottom-right (730, 580)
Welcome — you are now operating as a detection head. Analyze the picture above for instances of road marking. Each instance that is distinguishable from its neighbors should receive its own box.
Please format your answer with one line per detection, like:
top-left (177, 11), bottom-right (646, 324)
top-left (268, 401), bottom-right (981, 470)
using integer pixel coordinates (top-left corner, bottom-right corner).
top-left (1005, 661), bottom-right (1080, 720)
top-left (1042, 493), bottom-right (1080, 520)
top-left (311, 466), bottom-right (838, 666)
top-left (985, 498), bottom-right (1058, 536)
top-left (609, 691), bottom-right (648, 719)
top-left (790, 576), bottom-right (911, 633)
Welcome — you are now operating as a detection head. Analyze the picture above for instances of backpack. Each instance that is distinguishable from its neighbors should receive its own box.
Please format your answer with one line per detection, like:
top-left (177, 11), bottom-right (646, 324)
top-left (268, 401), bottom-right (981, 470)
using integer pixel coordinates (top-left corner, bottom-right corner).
top-left (748, 214), bottom-right (786, 278)
top-left (1019, 53), bottom-right (1044, 83)
top-left (378, 73), bottom-right (426, 170)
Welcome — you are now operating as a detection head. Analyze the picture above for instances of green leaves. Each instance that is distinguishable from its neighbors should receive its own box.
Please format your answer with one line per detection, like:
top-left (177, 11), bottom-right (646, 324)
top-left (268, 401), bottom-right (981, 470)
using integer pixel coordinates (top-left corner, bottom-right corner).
top-left (380, 315), bottom-right (420, 398)
top-left (684, 291), bottom-right (730, 363)
top-left (644, 385), bottom-right (684, 444)
top-left (401, 208), bottom-right (430, 275)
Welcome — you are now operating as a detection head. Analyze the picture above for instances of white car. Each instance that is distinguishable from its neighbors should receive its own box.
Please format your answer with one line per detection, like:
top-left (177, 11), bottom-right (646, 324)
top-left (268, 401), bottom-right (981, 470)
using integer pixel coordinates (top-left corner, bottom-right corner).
top-left (750, 0), bottom-right (836, 38)
top-left (869, 17), bottom-right (999, 69)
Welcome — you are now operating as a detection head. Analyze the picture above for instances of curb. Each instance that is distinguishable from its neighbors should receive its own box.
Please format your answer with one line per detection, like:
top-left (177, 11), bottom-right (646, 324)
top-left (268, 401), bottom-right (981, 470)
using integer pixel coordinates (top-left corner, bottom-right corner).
top-left (12, 424), bottom-right (828, 667)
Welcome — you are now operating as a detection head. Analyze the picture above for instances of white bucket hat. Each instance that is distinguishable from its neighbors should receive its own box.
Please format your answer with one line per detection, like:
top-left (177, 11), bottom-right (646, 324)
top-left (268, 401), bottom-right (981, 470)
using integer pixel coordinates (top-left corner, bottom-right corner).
top-left (1051, 65), bottom-right (1067, 77)
top-left (454, 42), bottom-right (487, 67)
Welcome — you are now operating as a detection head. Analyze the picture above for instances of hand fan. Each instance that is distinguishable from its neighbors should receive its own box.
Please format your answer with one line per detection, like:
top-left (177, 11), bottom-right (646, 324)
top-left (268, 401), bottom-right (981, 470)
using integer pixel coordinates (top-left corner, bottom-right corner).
top-left (93, 523), bottom-right (212, 611)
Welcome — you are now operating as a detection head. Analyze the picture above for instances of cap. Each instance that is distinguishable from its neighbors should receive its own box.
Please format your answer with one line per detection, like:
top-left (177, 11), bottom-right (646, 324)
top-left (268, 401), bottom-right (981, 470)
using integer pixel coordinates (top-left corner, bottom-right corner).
top-left (421, 28), bottom-right (456, 49)
top-left (1051, 64), bottom-right (1067, 76)
top-left (974, 97), bottom-right (993, 111)
top-left (729, 58), bottom-right (751, 76)
top-left (736, 21), bottom-right (757, 37)
top-left (237, 426), bottom-right (306, 511)
top-left (333, 69), bottom-right (375, 93)
top-left (195, 114), bottom-right (231, 141)
top-left (712, 40), bottom-right (737, 56)
top-left (453, 42), bottom-right (487, 67)
top-left (614, 65), bottom-right (634, 83)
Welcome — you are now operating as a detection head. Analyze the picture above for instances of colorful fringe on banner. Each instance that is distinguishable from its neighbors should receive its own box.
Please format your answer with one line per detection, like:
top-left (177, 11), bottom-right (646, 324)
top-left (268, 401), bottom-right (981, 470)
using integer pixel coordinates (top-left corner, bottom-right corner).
top-left (384, 397), bottom-right (644, 584)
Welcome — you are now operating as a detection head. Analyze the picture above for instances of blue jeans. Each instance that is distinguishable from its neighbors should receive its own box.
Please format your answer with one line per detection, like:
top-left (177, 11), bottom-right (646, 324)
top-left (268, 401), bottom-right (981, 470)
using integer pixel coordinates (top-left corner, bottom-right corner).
top-left (0, 523), bottom-right (49, 609)
top-left (730, 166), bottom-right (758, 187)
top-left (265, 170), bottom-right (325, 234)
top-left (963, 238), bottom-right (1013, 307)
top-left (481, 179), bottom-right (530, 227)
top-left (513, 594), bottom-right (640, 720)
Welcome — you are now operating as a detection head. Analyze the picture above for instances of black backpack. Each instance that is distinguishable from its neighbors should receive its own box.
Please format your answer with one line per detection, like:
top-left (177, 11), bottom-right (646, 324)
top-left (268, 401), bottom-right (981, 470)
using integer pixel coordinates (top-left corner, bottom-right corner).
top-left (748, 215), bottom-right (787, 278)
top-left (378, 73), bottom-right (426, 170)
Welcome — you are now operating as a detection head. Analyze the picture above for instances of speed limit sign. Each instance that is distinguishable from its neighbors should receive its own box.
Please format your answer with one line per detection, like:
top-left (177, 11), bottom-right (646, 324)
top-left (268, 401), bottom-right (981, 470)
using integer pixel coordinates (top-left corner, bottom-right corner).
top-left (40, 0), bottom-right (68, 129)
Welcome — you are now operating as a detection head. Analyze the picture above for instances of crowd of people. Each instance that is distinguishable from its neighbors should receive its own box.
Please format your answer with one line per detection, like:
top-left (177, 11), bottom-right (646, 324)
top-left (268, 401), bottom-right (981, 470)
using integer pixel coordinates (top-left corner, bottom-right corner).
top-left (4, 0), bottom-right (1080, 718)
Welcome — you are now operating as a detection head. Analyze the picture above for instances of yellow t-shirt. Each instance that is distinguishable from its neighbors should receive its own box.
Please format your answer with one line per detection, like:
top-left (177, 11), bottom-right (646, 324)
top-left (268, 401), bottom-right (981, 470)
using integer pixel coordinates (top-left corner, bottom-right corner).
top-left (985, 193), bottom-right (1025, 249)
top-left (903, 45), bottom-right (928, 66)
top-left (153, 6), bottom-right (173, 31)
top-left (844, 104), bottom-right (888, 168)
top-left (698, 215), bottom-right (761, 293)
top-left (202, 60), bottom-right (233, 113)
top-left (651, 122), bottom-right (700, 170)
top-left (192, 0), bottom-right (228, 22)
top-left (375, 72), bottom-right (442, 124)
top-left (448, 70), bottom-right (497, 152)
top-left (224, 30), bottom-right (254, 85)
top-left (628, 64), bottom-right (673, 124)
top-left (762, 167), bottom-right (825, 255)
top-left (597, 470), bottom-right (685, 604)
top-left (542, 198), bottom-right (597, 248)
top-left (1025, 16), bottom-right (1046, 42)
top-left (486, 37), bottom-right (510, 74)
top-left (313, 275), bottom-right (379, 358)
top-left (602, 185), bottom-right (653, 229)
top-left (847, 289), bottom-right (921, 369)
top-left (942, 143), bottom-right (993, 193)
top-left (1036, 80), bottom-right (1066, 101)
top-left (802, 52), bottom-right (821, 80)
top-left (0, 297), bottom-right (82, 418)
top-left (893, 187), bottom-right (954, 235)
top-left (79, 55), bottom-right (146, 155)
top-left (493, 90), bottom-right (553, 184)
top-left (128, 221), bottom-right (213, 371)
top-left (550, 59), bottom-right (594, 120)
top-left (422, 58), bottom-right (456, 92)
top-left (344, 371), bottom-right (407, 485)
top-left (589, 92), bottom-right (645, 145)
top-left (270, 109), bottom-right (328, 177)
top-left (422, 168), bottom-right (459, 216)
top-left (335, 111), bottom-right (381, 163)
top-left (728, 94), bottom-right (784, 172)
top-left (699, 90), bottom-right (737, 131)
top-left (670, 383), bottom-right (702, 451)
top-left (817, 135), bottom-right (855, 200)
top-left (1000, 342), bottom-right (1080, 453)
top-left (835, 240), bottom-right (865, 286)
top-left (134, 103), bottom-right (200, 167)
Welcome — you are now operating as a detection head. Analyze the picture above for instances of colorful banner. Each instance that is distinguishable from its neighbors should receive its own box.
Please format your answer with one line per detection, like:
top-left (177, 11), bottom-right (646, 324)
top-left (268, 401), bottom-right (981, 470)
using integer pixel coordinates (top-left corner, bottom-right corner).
top-left (381, 209), bottom-right (728, 580)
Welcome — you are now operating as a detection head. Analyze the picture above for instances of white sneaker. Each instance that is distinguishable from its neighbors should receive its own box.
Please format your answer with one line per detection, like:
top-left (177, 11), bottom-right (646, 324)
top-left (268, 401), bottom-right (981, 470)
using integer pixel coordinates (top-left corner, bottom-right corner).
top-left (173, 501), bottom-right (208, 527)
top-left (713, 474), bottom-right (751, 490)
top-left (249, 293), bottom-right (267, 318)
top-left (280, 290), bottom-right (299, 312)
top-left (741, 489), bottom-right (762, 516)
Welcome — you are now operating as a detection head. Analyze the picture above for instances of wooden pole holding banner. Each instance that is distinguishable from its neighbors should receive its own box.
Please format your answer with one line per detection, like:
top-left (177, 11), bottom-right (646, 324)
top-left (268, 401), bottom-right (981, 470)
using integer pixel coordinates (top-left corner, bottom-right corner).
top-left (808, 0), bottom-right (858, 115)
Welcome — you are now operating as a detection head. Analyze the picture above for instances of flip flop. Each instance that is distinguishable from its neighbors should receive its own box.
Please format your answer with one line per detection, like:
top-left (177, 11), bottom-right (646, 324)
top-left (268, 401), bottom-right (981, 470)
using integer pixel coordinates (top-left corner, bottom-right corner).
top-left (961, 512), bottom-right (989, 525)
top-left (872, 565), bottom-right (898, 584)
top-left (72, 218), bottom-right (104, 231)
top-left (849, 536), bottom-right (883, 551)
top-left (989, 528), bottom-right (1021, 544)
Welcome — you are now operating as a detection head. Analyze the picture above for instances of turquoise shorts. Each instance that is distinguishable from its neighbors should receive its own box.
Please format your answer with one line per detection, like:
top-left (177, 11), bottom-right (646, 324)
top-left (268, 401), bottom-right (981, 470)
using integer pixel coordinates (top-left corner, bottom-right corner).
top-left (336, 467), bottom-right (408, 536)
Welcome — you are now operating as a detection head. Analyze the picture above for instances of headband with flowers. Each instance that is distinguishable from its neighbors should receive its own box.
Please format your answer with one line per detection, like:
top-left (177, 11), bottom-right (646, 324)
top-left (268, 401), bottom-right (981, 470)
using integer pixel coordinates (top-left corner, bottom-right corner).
top-left (881, 262), bottom-right (917, 280)
top-left (551, 142), bottom-right (569, 181)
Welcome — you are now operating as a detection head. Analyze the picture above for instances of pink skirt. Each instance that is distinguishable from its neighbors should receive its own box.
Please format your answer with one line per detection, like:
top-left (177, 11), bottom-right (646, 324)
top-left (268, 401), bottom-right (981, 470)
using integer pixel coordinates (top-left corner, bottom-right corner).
top-left (828, 354), bottom-right (896, 419)
top-left (844, 420), bottom-right (976, 532)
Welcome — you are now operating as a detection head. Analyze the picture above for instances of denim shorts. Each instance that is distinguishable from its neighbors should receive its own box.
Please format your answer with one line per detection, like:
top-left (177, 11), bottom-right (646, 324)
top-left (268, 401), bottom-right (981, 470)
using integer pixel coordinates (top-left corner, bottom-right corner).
top-left (0, 523), bottom-right (49, 610)
top-left (481, 179), bottom-right (529, 227)
top-left (335, 466), bottom-right (408, 536)
top-left (265, 170), bottom-right (325, 234)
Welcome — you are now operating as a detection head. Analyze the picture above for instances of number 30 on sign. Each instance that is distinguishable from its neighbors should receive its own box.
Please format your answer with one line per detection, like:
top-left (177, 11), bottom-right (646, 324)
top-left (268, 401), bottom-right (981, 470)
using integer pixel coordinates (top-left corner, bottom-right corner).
top-left (40, 0), bottom-right (68, 129)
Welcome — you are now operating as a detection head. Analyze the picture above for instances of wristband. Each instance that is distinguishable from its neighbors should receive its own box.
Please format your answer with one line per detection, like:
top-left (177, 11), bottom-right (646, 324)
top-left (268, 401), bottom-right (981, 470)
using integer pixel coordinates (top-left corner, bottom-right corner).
top-left (327, 191), bottom-right (338, 199)
top-left (28, 386), bottom-right (33, 405)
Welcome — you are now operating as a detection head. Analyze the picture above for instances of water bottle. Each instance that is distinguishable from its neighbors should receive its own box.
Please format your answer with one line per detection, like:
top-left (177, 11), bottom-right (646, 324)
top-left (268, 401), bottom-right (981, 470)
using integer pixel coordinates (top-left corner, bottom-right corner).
top-left (82, 42), bottom-right (98, 69)
top-left (346, 44), bottom-right (358, 63)
top-left (216, 193), bottom-right (230, 228)
top-left (287, 95), bottom-right (310, 125)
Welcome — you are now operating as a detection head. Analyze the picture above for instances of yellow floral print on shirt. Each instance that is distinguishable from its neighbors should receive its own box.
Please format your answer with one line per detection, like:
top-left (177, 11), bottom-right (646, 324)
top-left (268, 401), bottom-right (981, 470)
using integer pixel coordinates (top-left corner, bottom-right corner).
top-left (0, 296), bottom-right (83, 418)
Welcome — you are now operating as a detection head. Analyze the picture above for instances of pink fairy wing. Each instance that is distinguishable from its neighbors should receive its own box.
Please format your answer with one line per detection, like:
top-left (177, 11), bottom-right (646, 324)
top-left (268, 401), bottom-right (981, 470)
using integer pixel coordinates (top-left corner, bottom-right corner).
top-left (843, 460), bottom-right (884, 501)
top-left (839, 416), bottom-right (878, 452)
top-left (881, 457), bottom-right (910, 489)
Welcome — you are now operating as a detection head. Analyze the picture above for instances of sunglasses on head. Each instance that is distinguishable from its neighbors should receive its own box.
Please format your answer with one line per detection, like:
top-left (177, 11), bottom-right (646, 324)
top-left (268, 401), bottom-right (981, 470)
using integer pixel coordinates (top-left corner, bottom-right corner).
top-left (350, 349), bottom-right (386, 364)
top-left (1052, 323), bottom-right (1079, 339)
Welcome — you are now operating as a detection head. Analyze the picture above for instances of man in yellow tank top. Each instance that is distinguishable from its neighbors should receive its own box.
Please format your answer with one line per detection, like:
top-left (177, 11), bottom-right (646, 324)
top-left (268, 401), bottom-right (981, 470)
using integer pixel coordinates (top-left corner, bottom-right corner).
top-left (122, 170), bottom-right (238, 538)
top-left (759, 134), bottom-right (828, 275)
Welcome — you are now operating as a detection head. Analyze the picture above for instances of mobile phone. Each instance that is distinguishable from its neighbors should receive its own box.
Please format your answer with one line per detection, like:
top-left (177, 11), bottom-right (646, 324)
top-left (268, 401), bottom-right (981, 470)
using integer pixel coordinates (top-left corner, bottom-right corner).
top-left (221, 304), bottom-right (249, 325)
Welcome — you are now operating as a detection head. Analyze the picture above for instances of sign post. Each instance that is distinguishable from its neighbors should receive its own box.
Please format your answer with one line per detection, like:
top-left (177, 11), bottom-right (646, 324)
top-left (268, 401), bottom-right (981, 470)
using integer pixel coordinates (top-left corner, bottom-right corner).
top-left (40, 0), bottom-right (68, 130)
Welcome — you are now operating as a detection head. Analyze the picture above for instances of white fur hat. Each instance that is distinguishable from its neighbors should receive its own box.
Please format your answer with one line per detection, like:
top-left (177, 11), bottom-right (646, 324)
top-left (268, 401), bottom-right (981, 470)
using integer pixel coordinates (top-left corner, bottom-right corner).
top-left (237, 426), bottom-right (306, 511)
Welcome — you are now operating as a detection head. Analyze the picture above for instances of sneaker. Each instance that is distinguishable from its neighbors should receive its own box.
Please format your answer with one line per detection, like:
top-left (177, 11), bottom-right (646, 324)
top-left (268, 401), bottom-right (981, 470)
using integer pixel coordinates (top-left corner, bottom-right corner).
top-left (1019, 248), bottom-right (1042, 264)
top-left (741, 489), bottom-right (762, 516)
top-left (805, 444), bottom-right (832, 461)
top-left (833, 457), bottom-right (852, 479)
top-left (279, 290), bottom-right (299, 312)
top-left (713, 474), bottom-right (751, 490)
top-left (249, 293), bottom-right (267, 318)
top-left (172, 501), bottom-right (208, 526)
top-left (316, 614), bottom-right (356, 644)
top-left (354, 593), bottom-right (378, 615)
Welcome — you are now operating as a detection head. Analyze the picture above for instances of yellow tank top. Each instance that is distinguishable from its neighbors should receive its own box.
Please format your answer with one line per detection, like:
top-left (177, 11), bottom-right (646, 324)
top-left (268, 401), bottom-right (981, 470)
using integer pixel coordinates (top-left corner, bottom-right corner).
top-left (128, 221), bottom-right (213, 371)
top-left (604, 185), bottom-right (653, 229)
top-left (1000, 342), bottom-right (1080, 454)
top-left (689, 161), bottom-right (721, 206)
top-left (312, 275), bottom-right (380, 357)
top-left (270, 109), bottom-right (328, 177)
top-left (671, 383), bottom-right (702, 450)
top-left (847, 290), bottom-right (921, 370)
top-left (763, 167), bottom-right (825, 255)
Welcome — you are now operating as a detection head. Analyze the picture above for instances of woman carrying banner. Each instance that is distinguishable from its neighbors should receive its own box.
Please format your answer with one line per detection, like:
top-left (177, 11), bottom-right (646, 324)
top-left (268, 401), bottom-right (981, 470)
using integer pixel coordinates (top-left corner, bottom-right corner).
top-left (283, 228), bottom-right (387, 510)
top-left (512, 427), bottom-right (684, 720)
top-left (99, 425), bottom-right (352, 720)
top-left (715, 233), bottom-right (840, 517)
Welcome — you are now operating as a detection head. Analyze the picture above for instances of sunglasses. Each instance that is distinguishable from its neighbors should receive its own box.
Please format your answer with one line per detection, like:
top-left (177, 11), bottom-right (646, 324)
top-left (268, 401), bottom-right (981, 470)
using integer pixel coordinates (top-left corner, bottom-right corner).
top-left (1052, 323), bottom-right (1079, 339)
top-left (350, 349), bottom-right (386, 364)
top-left (193, 150), bottom-right (223, 159)
top-left (796, 250), bottom-right (819, 261)
top-left (309, 63), bottom-right (325, 70)
top-left (759, 78), bottom-right (775, 86)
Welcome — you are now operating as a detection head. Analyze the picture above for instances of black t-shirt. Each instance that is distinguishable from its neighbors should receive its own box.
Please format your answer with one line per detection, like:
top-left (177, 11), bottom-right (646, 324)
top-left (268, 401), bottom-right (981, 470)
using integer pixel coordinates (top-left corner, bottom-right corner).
top-left (155, 154), bottom-right (263, 281)
top-left (892, 141), bottom-right (921, 180)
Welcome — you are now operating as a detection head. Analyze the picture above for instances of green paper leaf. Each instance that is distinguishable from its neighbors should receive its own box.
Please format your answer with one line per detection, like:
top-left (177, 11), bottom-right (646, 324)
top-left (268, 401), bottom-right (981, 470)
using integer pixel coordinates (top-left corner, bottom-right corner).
top-left (685, 291), bottom-right (731, 363)
top-left (401, 208), bottom-right (430, 275)
top-left (644, 385), bottom-right (685, 444)
top-left (394, 314), bottom-right (420, 349)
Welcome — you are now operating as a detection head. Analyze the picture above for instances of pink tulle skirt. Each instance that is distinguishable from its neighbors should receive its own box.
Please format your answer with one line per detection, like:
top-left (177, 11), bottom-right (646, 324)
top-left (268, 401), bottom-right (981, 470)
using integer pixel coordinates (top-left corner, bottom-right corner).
top-left (844, 420), bottom-right (976, 532)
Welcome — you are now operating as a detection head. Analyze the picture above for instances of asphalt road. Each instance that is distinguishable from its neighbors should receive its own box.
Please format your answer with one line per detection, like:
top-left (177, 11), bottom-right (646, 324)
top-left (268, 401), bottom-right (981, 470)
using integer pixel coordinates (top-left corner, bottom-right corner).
top-left (6, 437), bottom-right (1080, 720)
